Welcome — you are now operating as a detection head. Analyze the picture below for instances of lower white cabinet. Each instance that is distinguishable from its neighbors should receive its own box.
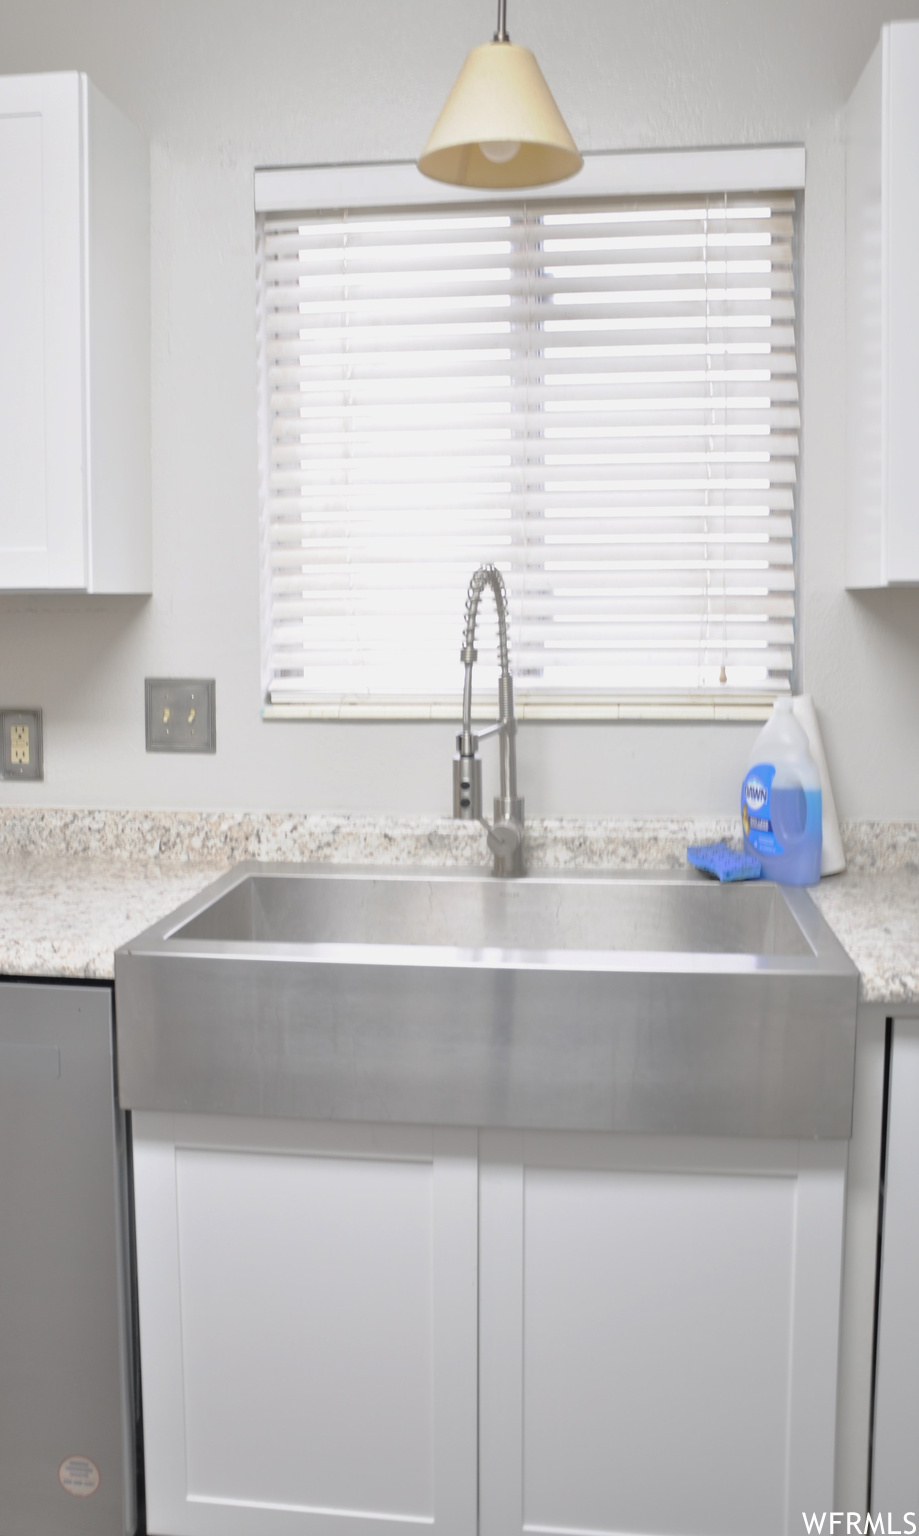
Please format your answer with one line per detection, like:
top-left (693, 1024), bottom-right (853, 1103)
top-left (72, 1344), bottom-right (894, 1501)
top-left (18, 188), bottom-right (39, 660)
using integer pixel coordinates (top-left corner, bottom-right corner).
top-left (133, 1114), bottom-right (847, 1536)
top-left (133, 1114), bottom-right (478, 1536)
top-left (871, 1018), bottom-right (919, 1519)
top-left (479, 1131), bottom-right (846, 1536)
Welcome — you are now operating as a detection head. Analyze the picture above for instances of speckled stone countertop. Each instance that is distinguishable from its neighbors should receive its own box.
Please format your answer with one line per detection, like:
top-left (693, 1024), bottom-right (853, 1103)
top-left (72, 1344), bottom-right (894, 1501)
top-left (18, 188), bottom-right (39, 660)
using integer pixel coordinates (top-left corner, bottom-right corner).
top-left (0, 857), bottom-right (231, 982)
top-left (0, 809), bottom-right (917, 1005)
top-left (809, 871), bottom-right (919, 1007)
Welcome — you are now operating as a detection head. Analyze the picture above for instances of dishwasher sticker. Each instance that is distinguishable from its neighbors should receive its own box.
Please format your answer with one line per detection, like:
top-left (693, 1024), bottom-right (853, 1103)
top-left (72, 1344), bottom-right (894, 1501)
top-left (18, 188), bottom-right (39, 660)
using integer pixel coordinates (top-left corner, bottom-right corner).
top-left (58, 1456), bottom-right (100, 1497)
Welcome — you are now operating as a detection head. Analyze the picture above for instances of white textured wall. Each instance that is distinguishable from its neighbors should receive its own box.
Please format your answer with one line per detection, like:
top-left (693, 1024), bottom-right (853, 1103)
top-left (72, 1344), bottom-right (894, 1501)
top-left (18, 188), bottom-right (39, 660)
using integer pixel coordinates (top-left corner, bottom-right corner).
top-left (1, 0), bottom-right (918, 818)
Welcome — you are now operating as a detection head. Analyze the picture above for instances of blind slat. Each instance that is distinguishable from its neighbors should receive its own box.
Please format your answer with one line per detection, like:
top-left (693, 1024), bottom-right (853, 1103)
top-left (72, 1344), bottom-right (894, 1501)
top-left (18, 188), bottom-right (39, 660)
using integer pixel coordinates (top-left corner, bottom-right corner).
top-left (268, 493), bottom-right (794, 513)
top-left (269, 647), bottom-right (796, 673)
top-left (264, 559), bottom-right (798, 592)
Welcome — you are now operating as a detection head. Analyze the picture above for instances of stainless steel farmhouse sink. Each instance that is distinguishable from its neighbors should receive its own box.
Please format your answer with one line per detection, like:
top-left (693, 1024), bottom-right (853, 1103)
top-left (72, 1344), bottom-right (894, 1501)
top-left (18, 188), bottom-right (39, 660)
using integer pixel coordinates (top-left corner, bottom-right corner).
top-left (115, 863), bottom-right (859, 1139)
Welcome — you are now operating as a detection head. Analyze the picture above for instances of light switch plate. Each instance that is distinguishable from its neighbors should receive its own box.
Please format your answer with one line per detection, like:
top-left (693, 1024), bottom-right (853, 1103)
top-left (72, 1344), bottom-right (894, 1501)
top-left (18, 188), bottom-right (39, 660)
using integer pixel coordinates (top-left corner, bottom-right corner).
top-left (0, 709), bottom-right (43, 780)
top-left (145, 679), bottom-right (216, 753)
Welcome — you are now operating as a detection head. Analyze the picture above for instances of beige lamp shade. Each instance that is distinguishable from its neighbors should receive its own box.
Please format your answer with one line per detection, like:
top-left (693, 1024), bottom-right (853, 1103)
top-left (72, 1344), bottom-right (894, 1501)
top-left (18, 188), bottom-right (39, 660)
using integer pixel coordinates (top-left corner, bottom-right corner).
top-left (418, 41), bottom-right (583, 189)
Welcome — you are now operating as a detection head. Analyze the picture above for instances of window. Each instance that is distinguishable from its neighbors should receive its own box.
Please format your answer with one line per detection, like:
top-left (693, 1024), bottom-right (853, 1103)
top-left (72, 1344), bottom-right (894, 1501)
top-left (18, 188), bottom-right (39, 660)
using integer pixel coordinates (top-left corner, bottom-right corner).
top-left (255, 150), bottom-right (803, 719)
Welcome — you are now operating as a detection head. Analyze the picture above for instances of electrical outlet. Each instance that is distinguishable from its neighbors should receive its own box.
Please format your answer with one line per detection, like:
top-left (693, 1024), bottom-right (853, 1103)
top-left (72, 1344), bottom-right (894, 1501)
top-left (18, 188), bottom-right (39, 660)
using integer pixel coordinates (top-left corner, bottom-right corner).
top-left (1, 709), bottom-right (43, 780)
top-left (145, 679), bottom-right (216, 753)
top-left (10, 725), bottom-right (30, 765)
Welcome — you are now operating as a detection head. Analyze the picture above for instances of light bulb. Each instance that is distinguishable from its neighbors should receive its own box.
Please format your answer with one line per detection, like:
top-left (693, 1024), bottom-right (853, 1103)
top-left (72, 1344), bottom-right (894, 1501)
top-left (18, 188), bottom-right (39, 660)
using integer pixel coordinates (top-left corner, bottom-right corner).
top-left (480, 140), bottom-right (521, 164)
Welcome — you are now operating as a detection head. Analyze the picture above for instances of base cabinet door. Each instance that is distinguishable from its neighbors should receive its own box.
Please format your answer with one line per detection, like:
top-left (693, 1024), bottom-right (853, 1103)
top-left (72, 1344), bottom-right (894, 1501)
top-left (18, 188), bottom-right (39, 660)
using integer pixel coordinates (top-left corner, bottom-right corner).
top-left (871, 1018), bottom-right (919, 1521)
top-left (479, 1130), bottom-right (847, 1536)
top-left (132, 1113), bottom-right (478, 1536)
top-left (135, 1116), bottom-right (847, 1536)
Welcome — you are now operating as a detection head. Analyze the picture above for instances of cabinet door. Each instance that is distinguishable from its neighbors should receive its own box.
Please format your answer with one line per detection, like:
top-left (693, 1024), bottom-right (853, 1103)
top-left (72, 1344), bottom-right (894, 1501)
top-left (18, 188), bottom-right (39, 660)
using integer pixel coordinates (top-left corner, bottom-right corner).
top-left (480, 1130), bottom-right (846, 1536)
top-left (871, 1018), bottom-right (919, 1519)
top-left (0, 73), bottom-right (86, 588)
top-left (846, 21), bottom-right (919, 587)
top-left (133, 1112), bottom-right (478, 1536)
top-left (885, 23), bottom-right (919, 582)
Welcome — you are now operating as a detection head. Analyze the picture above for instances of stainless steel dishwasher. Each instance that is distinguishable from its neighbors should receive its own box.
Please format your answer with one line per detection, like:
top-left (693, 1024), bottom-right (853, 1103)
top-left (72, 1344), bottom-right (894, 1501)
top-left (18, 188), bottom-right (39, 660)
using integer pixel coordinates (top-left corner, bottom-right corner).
top-left (0, 978), bottom-right (136, 1536)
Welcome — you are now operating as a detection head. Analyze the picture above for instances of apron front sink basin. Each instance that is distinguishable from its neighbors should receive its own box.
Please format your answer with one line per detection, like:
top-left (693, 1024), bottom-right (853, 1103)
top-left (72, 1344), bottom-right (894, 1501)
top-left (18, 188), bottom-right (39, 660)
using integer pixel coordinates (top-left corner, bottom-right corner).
top-left (115, 863), bottom-right (858, 1139)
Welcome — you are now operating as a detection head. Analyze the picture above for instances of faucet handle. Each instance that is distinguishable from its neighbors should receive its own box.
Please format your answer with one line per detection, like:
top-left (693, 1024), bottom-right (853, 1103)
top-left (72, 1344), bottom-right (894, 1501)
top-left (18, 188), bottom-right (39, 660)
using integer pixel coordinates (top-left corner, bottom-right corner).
top-left (478, 818), bottom-right (520, 858)
top-left (478, 804), bottom-right (525, 878)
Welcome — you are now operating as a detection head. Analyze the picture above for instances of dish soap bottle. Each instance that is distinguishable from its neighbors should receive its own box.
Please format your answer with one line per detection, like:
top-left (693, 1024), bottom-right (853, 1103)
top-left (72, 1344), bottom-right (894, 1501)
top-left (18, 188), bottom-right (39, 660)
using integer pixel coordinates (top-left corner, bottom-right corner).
top-left (742, 698), bottom-right (822, 885)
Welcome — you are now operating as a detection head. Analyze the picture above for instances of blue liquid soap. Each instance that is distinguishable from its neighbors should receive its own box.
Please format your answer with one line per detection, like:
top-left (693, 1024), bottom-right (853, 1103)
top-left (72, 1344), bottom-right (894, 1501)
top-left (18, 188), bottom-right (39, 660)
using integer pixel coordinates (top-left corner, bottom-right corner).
top-left (741, 700), bottom-right (823, 886)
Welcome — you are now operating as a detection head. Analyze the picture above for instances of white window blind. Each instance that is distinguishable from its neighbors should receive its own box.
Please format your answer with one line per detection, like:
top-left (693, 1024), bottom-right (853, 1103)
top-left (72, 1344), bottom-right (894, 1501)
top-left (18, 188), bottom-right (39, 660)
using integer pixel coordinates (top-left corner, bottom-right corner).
top-left (256, 174), bottom-right (799, 718)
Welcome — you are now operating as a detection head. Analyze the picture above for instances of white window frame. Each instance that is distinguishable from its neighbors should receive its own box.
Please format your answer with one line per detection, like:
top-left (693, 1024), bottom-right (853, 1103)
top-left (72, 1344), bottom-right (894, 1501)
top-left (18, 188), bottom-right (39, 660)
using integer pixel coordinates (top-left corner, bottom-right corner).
top-left (255, 146), bottom-right (805, 723)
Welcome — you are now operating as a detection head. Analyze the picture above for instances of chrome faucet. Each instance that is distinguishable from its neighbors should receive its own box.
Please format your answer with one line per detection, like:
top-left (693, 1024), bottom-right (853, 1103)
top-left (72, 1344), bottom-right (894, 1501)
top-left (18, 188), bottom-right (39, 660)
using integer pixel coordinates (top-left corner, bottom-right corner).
top-left (453, 564), bottom-right (525, 878)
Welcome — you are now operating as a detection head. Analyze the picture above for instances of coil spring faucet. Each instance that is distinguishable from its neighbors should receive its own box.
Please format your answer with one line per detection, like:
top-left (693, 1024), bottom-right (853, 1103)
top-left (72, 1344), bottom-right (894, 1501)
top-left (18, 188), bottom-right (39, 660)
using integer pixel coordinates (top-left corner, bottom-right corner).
top-left (453, 564), bottom-right (525, 877)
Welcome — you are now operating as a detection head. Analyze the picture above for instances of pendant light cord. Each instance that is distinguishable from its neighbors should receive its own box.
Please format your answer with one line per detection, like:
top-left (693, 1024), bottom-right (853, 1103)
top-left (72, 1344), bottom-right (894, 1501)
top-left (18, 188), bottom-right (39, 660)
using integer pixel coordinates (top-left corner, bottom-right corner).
top-left (494, 0), bottom-right (509, 42)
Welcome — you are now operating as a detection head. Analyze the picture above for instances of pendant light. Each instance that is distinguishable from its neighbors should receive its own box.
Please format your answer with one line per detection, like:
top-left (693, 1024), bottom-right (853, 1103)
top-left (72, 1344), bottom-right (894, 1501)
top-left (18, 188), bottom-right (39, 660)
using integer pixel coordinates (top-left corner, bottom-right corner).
top-left (418, 0), bottom-right (582, 189)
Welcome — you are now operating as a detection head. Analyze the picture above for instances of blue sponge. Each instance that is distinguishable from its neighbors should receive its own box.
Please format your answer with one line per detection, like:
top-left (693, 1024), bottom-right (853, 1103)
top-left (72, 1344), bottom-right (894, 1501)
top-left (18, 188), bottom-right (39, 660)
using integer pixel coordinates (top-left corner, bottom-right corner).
top-left (687, 842), bottom-right (763, 882)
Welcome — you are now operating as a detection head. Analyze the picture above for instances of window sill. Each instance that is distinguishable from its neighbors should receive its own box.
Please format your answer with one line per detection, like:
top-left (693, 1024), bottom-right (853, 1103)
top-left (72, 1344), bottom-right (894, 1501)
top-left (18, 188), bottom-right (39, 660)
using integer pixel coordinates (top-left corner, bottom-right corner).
top-left (262, 694), bottom-right (777, 724)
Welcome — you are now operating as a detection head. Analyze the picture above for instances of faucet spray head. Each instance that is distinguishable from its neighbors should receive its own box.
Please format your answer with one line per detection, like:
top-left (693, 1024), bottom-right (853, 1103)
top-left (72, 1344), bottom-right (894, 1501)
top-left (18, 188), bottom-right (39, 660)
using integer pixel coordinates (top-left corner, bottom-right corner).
top-left (453, 739), bottom-right (483, 819)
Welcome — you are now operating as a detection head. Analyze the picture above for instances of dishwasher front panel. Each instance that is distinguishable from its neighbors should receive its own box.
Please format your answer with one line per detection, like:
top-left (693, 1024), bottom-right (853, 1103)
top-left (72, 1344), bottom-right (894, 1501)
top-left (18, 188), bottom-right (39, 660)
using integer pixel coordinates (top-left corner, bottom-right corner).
top-left (0, 979), bottom-right (135, 1536)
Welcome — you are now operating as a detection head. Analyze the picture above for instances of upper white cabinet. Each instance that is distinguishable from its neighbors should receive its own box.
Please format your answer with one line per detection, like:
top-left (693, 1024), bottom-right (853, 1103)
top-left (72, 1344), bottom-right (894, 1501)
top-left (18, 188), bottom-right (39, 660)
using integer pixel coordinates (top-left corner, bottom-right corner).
top-left (845, 22), bottom-right (919, 589)
top-left (0, 72), bottom-right (150, 593)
